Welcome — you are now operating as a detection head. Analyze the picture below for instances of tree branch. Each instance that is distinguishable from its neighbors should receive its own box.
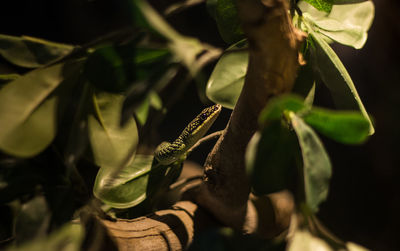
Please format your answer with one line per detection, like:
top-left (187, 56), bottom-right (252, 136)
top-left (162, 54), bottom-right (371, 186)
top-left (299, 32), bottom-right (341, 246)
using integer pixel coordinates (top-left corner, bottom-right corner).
top-left (195, 0), bottom-right (304, 233)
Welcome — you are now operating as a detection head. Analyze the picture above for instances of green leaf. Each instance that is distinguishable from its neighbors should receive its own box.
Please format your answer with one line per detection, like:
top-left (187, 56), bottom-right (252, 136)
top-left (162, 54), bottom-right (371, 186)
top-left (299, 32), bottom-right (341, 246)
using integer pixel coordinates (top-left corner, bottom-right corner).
top-left (135, 96), bottom-right (150, 126)
top-left (88, 92), bottom-right (139, 168)
top-left (287, 229), bottom-right (333, 251)
top-left (299, 1), bottom-right (374, 49)
top-left (134, 0), bottom-right (219, 75)
top-left (93, 155), bottom-right (182, 208)
top-left (15, 196), bottom-right (50, 244)
top-left (0, 62), bottom-right (80, 157)
top-left (258, 95), bottom-right (305, 124)
top-left (209, 0), bottom-right (244, 44)
top-left (290, 112), bottom-right (331, 212)
top-left (0, 34), bottom-right (74, 68)
top-left (84, 44), bottom-right (170, 93)
top-left (303, 108), bottom-right (370, 144)
top-left (7, 223), bottom-right (84, 251)
top-left (309, 31), bottom-right (374, 134)
top-left (245, 122), bottom-right (296, 195)
top-left (304, 83), bottom-right (316, 108)
top-left (302, 0), bottom-right (333, 13)
top-left (149, 91), bottom-right (162, 110)
top-left (206, 46), bottom-right (247, 109)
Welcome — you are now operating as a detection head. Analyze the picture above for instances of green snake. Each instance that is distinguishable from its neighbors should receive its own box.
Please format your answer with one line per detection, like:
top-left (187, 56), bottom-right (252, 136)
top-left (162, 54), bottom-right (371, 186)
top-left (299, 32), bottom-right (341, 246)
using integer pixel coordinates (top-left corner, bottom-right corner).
top-left (154, 104), bottom-right (222, 165)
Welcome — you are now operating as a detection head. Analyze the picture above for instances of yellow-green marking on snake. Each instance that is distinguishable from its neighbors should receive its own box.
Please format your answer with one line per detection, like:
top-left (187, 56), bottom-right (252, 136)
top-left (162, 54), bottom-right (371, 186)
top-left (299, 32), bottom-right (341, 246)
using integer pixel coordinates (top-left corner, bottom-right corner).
top-left (154, 104), bottom-right (222, 165)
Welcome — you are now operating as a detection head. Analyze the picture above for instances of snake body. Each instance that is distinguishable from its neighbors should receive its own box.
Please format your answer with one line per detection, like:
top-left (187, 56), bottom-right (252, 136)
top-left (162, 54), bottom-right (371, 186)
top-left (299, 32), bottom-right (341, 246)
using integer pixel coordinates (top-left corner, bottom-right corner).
top-left (155, 104), bottom-right (222, 165)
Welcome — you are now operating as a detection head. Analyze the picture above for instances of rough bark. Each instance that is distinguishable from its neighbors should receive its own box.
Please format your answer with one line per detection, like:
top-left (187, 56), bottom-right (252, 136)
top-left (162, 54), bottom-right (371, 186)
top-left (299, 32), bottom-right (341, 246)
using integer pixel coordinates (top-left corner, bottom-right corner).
top-left (97, 0), bottom-right (304, 250)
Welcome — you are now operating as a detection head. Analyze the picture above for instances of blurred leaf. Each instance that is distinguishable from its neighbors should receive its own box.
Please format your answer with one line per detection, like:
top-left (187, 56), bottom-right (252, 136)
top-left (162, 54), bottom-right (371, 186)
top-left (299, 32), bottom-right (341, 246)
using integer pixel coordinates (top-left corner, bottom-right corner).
top-left (309, 31), bottom-right (374, 134)
top-left (84, 44), bottom-right (170, 93)
top-left (135, 97), bottom-right (150, 126)
top-left (15, 196), bottom-right (50, 244)
top-left (0, 74), bottom-right (20, 84)
top-left (287, 229), bottom-right (333, 251)
top-left (0, 62), bottom-right (81, 157)
top-left (259, 95), bottom-right (305, 124)
top-left (299, 1), bottom-right (374, 49)
top-left (63, 82), bottom-right (91, 167)
top-left (149, 91), bottom-right (162, 110)
top-left (207, 0), bottom-right (244, 44)
top-left (346, 242), bottom-right (370, 251)
top-left (290, 112), bottom-right (331, 212)
top-left (303, 108), bottom-right (370, 144)
top-left (88, 92), bottom-right (139, 168)
top-left (93, 155), bottom-right (182, 209)
top-left (304, 83), bottom-right (316, 108)
top-left (302, 0), bottom-right (333, 13)
top-left (121, 65), bottom-right (178, 126)
top-left (0, 34), bottom-right (74, 68)
top-left (206, 45), bottom-right (247, 109)
top-left (7, 223), bottom-right (84, 251)
top-left (134, 0), bottom-right (219, 75)
top-left (245, 122), bottom-right (296, 195)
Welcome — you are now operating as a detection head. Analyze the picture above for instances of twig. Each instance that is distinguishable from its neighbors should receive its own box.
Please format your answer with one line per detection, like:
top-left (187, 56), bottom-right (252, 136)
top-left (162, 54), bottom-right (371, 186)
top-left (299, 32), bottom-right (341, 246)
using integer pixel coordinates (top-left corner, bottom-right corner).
top-left (187, 130), bottom-right (224, 154)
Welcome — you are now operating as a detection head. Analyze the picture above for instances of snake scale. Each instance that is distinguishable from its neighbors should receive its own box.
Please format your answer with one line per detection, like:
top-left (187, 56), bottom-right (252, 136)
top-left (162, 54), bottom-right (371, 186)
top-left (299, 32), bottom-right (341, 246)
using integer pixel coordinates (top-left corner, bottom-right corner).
top-left (154, 104), bottom-right (222, 165)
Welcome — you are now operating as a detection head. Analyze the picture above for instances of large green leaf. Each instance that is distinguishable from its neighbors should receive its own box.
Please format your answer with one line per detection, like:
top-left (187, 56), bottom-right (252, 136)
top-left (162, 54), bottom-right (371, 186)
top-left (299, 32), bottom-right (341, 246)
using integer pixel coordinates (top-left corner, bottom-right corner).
top-left (93, 155), bottom-right (182, 208)
top-left (0, 63), bottom-right (78, 157)
top-left (88, 92), bottom-right (139, 169)
top-left (7, 223), bottom-right (84, 251)
top-left (309, 31), bottom-right (374, 134)
top-left (302, 0), bottom-right (333, 13)
top-left (207, 0), bottom-right (244, 44)
top-left (290, 112), bottom-right (331, 213)
top-left (206, 45), bottom-right (247, 109)
top-left (0, 35), bottom-right (74, 68)
top-left (303, 108), bottom-right (370, 144)
top-left (299, 1), bottom-right (374, 49)
top-left (245, 122), bottom-right (296, 195)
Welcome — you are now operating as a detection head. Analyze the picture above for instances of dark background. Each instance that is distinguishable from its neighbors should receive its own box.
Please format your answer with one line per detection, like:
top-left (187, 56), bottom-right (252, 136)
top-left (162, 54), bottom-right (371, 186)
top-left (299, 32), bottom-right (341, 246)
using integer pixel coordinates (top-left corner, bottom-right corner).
top-left (0, 0), bottom-right (399, 250)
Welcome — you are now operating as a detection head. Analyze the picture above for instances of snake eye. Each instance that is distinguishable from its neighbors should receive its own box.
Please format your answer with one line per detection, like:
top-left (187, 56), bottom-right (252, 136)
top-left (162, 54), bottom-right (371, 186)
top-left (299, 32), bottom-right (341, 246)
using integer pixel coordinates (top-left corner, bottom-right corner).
top-left (200, 113), bottom-right (208, 120)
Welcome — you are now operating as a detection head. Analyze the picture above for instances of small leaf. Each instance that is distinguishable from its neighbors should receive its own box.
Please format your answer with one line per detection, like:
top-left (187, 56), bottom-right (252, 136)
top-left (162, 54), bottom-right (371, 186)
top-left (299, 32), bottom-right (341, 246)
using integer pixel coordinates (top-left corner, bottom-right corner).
top-left (302, 0), bottom-right (333, 13)
top-left (290, 112), bottom-right (332, 212)
top-left (309, 31), bottom-right (374, 134)
top-left (149, 91), bottom-right (162, 110)
top-left (0, 34), bottom-right (74, 68)
top-left (135, 97), bottom-right (150, 126)
top-left (245, 122), bottom-right (296, 195)
top-left (84, 44), bottom-right (170, 93)
top-left (346, 242), bottom-right (370, 251)
top-left (93, 155), bottom-right (182, 208)
top-left (299, 1), bottom-right (374, 49)
top-left (304, 83), bottom-right (316, 108)
top-left (15, 196), bottom-right (50, 244)
top-left (0, 62), bottom-right (81, 157)
top-left (303, 108), bottom-right (370, 144)
top-left (287, 229), bottom-right (333, 251)
top-left (211, 0), bottom-right (244, 44)
top-left (88, 92), bottom-right (139, 168)
top-left (6, 223), bottom-right (84, 251)
top-left (206, 46), bottom-right (247, 109)
top-left (258, 95), bottom-right (305, 124)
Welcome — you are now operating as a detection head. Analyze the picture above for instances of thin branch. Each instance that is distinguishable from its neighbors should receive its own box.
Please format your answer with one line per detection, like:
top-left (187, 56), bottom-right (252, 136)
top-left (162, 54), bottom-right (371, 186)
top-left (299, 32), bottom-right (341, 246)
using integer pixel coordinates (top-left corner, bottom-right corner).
top-left (187, 130), bottom-right (223, 154)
